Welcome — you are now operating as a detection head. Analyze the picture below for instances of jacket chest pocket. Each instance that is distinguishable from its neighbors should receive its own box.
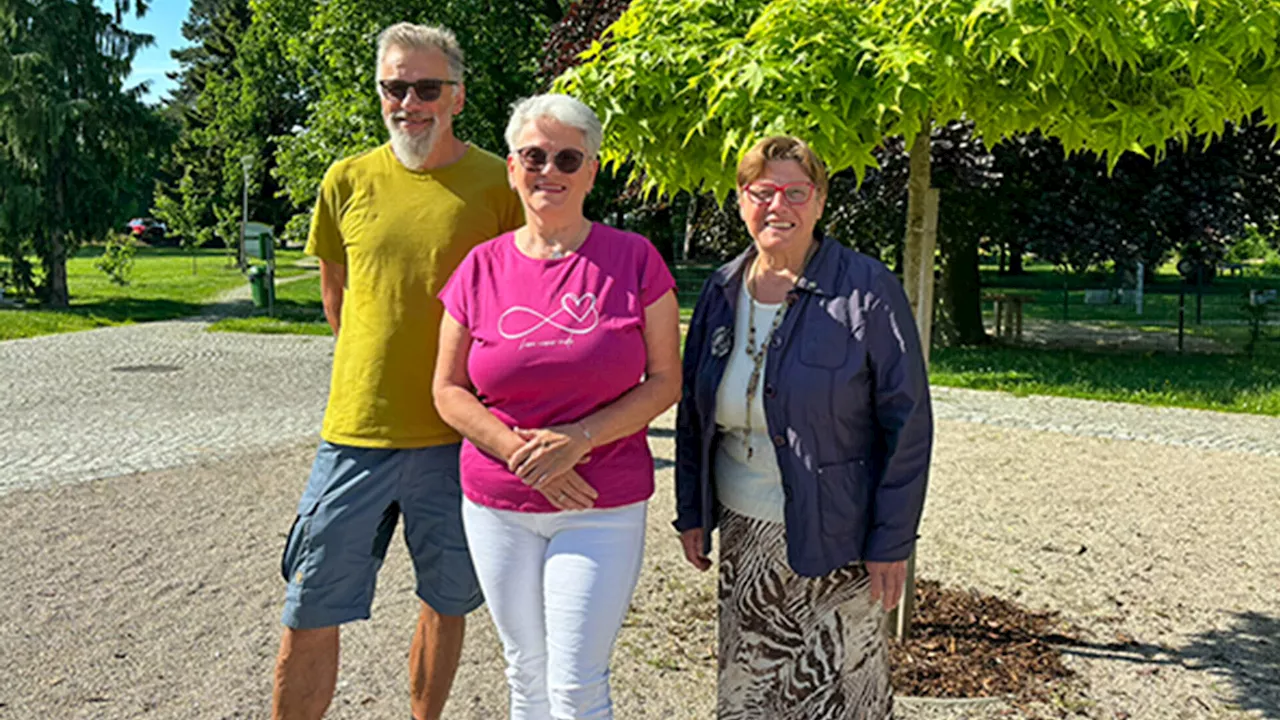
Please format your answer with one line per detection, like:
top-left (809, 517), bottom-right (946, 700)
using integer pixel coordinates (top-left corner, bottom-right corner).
top-left (797, 307), bottom-right (851, 369)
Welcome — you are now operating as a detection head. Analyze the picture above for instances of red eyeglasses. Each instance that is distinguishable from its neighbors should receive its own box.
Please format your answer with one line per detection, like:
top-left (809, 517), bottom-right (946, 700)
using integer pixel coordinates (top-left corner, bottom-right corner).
top-left (514, 146), bottom-right (587, 174)
top-left (741, 181), bottom-right (816, 206)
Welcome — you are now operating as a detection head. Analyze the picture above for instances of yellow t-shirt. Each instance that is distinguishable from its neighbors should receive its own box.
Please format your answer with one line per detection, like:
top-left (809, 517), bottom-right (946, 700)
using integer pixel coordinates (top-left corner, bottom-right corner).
top-left (305, 144), bottom-right (524, 448)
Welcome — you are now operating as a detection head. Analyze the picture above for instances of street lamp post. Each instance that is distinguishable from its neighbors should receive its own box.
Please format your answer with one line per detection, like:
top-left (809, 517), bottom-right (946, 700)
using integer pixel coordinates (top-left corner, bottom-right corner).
top-left (239, 155), bottom-right (252, 271)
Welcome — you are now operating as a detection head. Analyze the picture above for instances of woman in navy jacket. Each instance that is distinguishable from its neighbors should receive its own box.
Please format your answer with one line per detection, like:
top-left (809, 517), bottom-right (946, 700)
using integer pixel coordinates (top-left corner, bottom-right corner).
top-left (674, 136), bottom-right (933, 720)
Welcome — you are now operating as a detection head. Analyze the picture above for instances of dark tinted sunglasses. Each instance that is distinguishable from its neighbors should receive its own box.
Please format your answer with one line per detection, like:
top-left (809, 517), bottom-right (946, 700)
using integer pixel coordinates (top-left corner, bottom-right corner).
top-left (378, 78), bottom-right (457, 102)
top-left (515, 146), bottom-right (587, 174)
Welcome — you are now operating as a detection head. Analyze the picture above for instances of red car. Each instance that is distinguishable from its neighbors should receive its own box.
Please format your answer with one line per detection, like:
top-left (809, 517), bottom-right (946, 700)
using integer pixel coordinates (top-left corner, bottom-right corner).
top-left (126, 217), bottom-right (167, 242)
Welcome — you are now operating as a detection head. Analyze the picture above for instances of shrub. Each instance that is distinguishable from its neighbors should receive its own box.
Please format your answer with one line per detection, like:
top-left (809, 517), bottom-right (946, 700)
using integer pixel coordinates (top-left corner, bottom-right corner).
top-left (94, 233), bottom-right (137, 286)
top-left (1226, 226), bottom-right (1272, 263)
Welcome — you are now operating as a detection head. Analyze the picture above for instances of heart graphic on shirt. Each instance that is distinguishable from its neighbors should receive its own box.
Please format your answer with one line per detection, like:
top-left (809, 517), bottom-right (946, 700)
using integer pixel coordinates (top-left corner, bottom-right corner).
top-left (560, 293), bottom-right (597, 323)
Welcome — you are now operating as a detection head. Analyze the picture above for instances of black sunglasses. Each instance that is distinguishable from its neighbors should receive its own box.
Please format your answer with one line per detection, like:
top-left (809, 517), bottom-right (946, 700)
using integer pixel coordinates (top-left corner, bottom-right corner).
top-left (515, 146), bottom-right (587, 174)
top-left (378, 78), bottom-right (458, 102)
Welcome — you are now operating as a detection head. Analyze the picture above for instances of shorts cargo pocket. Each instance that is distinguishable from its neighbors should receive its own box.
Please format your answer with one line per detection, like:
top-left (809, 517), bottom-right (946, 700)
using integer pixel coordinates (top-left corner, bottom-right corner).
top-left (816, 459), bottom-right (871, 539)
top-left (280, 500), bottom-right (321, 584)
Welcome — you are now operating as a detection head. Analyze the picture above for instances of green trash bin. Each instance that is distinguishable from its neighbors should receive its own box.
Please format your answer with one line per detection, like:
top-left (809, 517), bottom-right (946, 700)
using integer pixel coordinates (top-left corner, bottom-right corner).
top-left (247, 265), bottom-right (275, 308)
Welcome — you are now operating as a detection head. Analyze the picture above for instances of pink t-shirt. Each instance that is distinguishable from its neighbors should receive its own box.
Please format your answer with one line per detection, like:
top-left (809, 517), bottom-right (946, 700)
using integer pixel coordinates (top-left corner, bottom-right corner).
top-left (438, 223), bottom-right (676, 512)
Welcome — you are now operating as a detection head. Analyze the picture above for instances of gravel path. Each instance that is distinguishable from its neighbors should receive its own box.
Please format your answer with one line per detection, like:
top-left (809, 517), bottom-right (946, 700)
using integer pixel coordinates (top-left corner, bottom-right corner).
top-left (1, 323), bottom-right (1277, 719)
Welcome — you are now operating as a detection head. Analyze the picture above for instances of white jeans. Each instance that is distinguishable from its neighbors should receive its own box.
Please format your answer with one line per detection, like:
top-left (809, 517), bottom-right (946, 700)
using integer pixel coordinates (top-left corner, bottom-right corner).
top-left (463, 498), bottom-right (647, 720)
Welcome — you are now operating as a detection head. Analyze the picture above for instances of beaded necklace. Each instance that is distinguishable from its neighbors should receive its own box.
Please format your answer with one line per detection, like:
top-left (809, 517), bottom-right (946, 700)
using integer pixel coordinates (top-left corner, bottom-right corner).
top-left (741, 241), bottom-right (818, 459)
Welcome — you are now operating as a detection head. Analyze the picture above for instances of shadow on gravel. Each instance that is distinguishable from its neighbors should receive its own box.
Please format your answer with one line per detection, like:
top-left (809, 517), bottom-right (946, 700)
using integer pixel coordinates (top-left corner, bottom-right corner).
top-left (1049, 612), bottom-right (1279, 718)
top-left (1180, 612), bottom-right (1280, 718)
top-left (195, 297), bottom-right (327, 324)
top-left (67, 298), bottom-right (208, 323)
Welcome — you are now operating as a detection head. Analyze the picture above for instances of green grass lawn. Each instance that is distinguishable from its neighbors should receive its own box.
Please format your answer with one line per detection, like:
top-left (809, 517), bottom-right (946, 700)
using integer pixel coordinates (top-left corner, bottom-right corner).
top-left (206, 275), bottom-right (331, 336)
top-left (930, 329), bottom-right (1280, 416)
top-left (0, 246), bottom-right (311, 340)
top-left (949, 263), bottom-right (1280, 415)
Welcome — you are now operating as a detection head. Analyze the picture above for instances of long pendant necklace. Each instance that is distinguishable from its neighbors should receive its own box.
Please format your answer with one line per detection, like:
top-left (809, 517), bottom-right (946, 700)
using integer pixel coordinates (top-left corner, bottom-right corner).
top-left (742, 283), bottom-right (788, 460)
top-left (741, 241), bottom-right (820, 460)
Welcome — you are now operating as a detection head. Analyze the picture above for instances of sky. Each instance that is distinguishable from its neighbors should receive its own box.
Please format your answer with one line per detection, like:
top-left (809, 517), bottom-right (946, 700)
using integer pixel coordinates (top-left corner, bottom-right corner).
top-left (97, 0), bottom-right (193, 105)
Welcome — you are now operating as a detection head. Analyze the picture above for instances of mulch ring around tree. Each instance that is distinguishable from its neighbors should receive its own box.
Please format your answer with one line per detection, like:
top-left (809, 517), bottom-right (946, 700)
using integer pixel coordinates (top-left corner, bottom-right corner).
top-left (890, 580), bottom-right (1083, 710)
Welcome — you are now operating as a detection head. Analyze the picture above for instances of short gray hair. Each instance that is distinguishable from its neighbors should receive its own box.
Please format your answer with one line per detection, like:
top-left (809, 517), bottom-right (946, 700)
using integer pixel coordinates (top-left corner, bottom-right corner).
top-left (376, 22), bottom-right (465, 81)
top-left (504, 94), bottom-right (603, 158)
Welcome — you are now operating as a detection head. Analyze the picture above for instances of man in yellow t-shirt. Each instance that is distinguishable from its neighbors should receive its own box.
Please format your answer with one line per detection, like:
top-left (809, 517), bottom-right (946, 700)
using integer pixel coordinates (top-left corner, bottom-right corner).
top-left (271, 23), bottom-right (522, 720)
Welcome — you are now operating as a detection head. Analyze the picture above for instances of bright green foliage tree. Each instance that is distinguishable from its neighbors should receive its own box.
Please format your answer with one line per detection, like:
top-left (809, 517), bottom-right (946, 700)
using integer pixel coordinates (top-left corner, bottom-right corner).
top-left (559, 0), bottom-right (1280, 343)
top-left (260, 0), bottom-right (568, 234)
top-left (559, 0), bottom-right (1280, 637)
top-left (0, 0), bottom-right (164, 305)
top-left (563, 0), bottom-right (1280, 194)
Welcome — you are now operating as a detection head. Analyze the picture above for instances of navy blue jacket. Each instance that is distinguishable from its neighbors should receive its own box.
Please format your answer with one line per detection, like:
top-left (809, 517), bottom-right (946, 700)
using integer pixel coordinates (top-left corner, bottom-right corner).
top-left (674, 237), bottom-right (933, 577)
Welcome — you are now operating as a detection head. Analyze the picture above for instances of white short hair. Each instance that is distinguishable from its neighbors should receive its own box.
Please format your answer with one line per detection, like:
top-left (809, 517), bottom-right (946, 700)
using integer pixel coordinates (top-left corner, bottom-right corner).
top-left (376, 22), bottom-right (465, 81)
top-left (504, 94), bottom-right (602, 157)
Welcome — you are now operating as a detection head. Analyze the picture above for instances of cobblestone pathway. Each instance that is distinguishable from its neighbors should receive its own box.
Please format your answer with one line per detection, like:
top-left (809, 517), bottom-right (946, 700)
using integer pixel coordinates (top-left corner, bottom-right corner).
top-left (932, 386), bottom-right (1280, 457)
top-left (3, 322), bottom-right (1279, 495)
top-left (0, 321), bottom-right (332, 494)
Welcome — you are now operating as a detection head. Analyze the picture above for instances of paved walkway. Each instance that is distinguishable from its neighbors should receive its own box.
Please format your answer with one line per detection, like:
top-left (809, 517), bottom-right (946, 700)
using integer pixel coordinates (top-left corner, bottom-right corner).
top-left (2, 321), bottom-right (1279, 496)
top-left (211, 268), bottom-right (318, 305)
top-left (0, 322), bottom-right (331, 494)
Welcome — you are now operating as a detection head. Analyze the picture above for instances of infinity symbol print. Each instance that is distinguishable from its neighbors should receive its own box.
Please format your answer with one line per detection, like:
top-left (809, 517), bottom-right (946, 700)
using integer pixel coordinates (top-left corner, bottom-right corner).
top-left (498, 292), bottom-right (600, 340)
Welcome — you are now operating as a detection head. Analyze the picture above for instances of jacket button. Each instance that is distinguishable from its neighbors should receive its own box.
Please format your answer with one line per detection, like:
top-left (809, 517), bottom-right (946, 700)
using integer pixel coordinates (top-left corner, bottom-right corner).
top-left (772, 435), bottom-right (785, 447)
top-left (764, 384), bottom-right (776, 399)
top-left (771, 336), bottom-right (783, 349)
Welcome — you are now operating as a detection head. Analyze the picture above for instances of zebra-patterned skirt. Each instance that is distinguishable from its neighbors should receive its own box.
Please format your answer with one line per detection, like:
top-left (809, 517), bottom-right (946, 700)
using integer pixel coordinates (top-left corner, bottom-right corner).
top-left (718, 508), bottom-right (893, 720)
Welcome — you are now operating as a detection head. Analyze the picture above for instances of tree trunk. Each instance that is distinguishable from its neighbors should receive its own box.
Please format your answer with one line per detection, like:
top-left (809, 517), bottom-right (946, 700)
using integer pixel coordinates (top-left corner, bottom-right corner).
top-left (682, 191), bottom-right (702, 262)
top-left (1008, 239), bottom-right (1025, 274)
top-left (902, 128), bottom-right (937, 357)
top-left (893, 124), bottom-right (938, 643)
top-left (45, 229), bottom-right (70, 308)
top-left (45, 173), bottom-right (70, 308)
top-left (649, 204), bottom-right (675, 263)
top-left (939, 232), bottom-right (987, 346)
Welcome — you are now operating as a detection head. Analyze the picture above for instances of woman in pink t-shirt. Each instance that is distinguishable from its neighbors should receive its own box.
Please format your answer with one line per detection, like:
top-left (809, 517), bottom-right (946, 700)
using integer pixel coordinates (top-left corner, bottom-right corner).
top-left (434, 94), bottom-right (681, 719)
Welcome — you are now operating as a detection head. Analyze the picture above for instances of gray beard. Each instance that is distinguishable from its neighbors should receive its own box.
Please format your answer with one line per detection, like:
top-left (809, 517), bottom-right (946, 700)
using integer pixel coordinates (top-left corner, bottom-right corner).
top-left (386, 119), bottom-right (438, 169)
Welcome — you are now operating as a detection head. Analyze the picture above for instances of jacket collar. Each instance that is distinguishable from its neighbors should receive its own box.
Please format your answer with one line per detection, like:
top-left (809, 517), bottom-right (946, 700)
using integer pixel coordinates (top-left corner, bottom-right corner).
top-left (711, 232), bottom-right (839, 298)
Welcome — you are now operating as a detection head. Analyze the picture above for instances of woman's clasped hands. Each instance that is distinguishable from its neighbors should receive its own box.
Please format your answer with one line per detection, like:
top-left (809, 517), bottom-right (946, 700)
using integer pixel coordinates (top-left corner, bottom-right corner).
top-left (508, 424), bottom-right (597, 510)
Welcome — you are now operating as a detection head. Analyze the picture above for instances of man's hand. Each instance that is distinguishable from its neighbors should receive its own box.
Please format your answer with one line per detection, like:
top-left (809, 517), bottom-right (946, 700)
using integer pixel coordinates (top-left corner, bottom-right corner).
top-left (318, 259), bottom-right (346, 336)
top-left (865, 560), bottom-right (907, 611)
top-left (679, 528), bottom-right (711, 571)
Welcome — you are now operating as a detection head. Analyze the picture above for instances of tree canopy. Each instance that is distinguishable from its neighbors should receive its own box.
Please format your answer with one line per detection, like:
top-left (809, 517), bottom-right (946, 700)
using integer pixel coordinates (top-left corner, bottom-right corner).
top-left (559, 0), bottom-right (1280, 198)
